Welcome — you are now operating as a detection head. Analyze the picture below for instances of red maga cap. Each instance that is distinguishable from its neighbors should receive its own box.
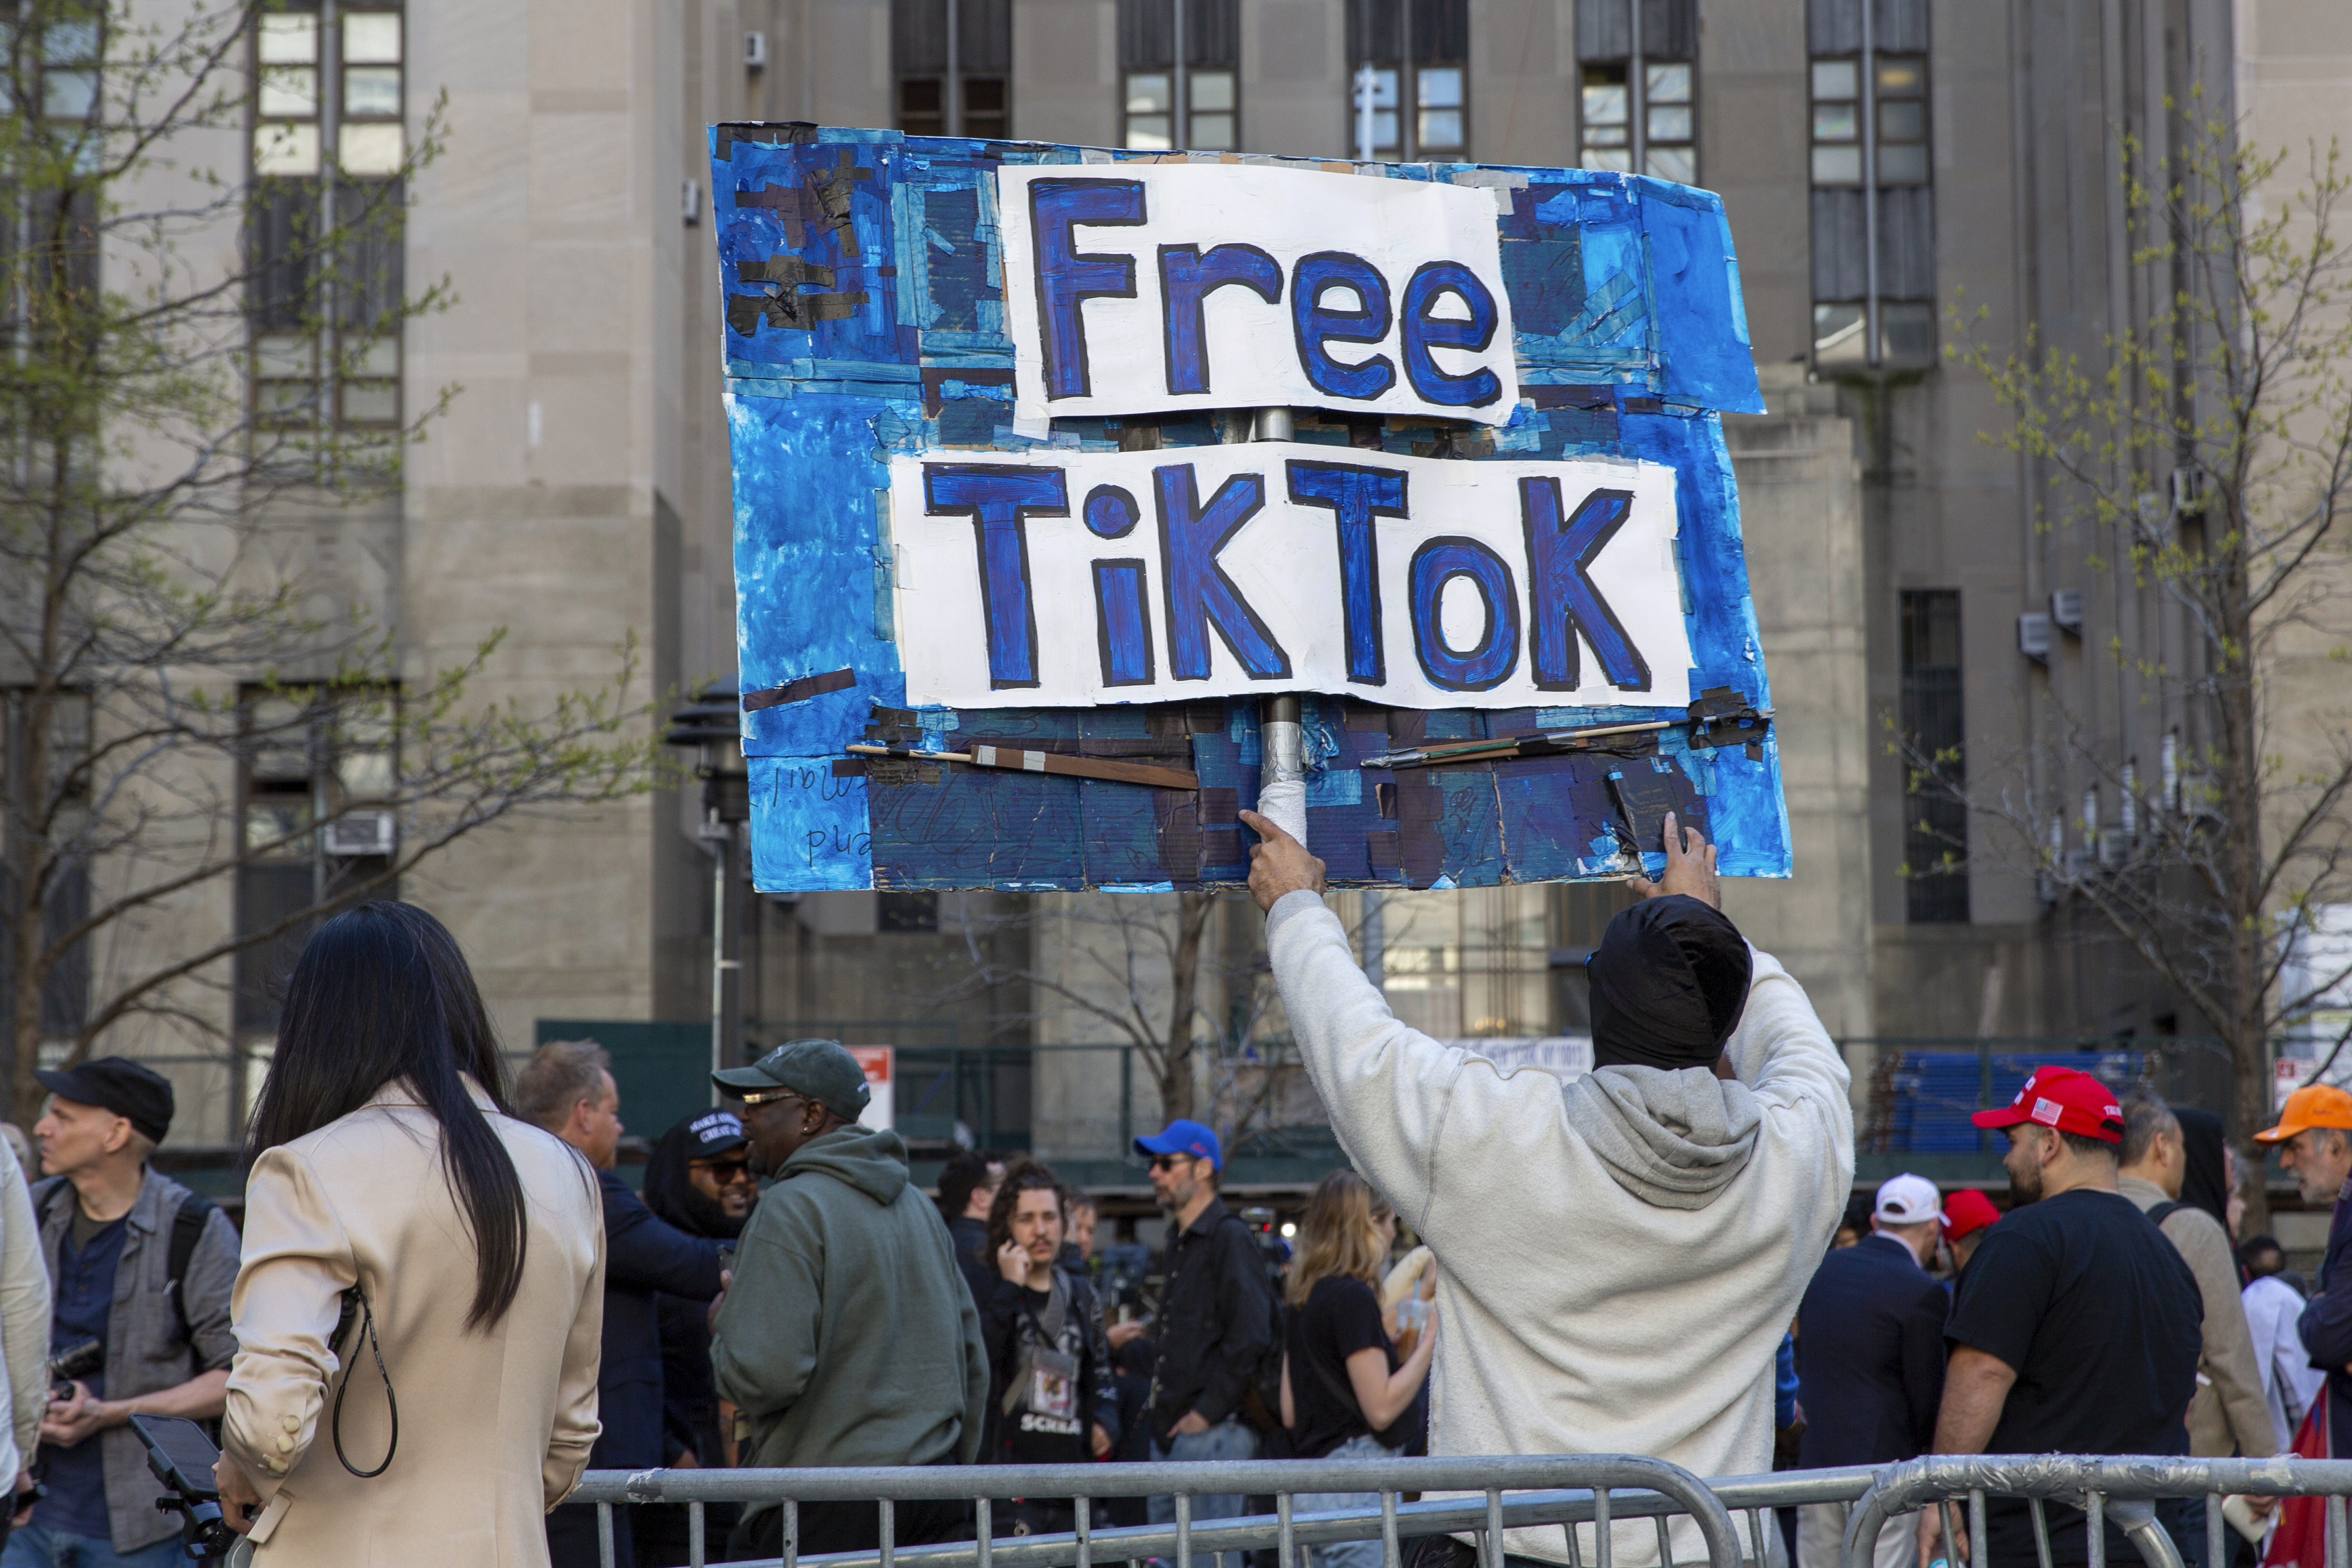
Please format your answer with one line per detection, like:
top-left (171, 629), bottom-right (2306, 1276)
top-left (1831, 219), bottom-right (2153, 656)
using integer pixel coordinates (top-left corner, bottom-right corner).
top-left (1970, 1066), bottom-right (2125, 1144)
top-left (1939, 1188), bottom-right (2001, 1242)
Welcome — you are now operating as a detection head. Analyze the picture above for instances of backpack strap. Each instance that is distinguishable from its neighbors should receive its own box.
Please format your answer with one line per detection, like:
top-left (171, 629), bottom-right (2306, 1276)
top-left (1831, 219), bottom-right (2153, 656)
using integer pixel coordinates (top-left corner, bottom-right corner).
top-left (2146, 1199), bottom-right (2190, 1231)
top-left (164, 1193), bottom-right (215, 1346)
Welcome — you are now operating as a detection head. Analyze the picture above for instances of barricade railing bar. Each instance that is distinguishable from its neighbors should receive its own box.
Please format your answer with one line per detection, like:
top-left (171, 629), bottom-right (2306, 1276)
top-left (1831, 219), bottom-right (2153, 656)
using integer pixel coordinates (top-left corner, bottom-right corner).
top-left (574, 1454), bottom-right (2352, 1568)
top-left (1840, 1456), bottom-right (2352, 1568)
top-left (571, 1454), bottom-right (1748, 1568)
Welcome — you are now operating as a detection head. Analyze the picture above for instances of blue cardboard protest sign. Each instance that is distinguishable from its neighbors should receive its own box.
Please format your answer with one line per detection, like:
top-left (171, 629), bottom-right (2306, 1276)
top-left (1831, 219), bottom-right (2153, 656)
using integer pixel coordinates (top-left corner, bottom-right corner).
top-left (713, 124), bottom-right (1786, 892)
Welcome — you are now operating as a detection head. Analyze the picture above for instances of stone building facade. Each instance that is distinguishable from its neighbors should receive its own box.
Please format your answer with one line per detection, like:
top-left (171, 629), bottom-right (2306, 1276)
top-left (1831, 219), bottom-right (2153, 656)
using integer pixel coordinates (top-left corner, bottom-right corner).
top-left (30, 0), bottom-right (2345, 1168)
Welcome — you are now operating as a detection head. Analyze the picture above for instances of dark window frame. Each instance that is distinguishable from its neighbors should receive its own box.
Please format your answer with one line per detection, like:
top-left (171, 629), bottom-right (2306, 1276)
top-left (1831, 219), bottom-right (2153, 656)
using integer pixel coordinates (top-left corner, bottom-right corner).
top-left (0, 689), bottom-right (95, 1045)
top-left (1344, 0), bottom-right (1469, 161)
top-left (1572, 0), bottom-right (1698, 186)
top-left (233, 685), bottom-right (400, 1041)
top-left (247, 4), bottom-right (408, 433)
top-left (1899, 590), bottom-right (1969, 924)
top-left (1806, 0), bottom-right (1934, 369)
top-left (1118, 0), bottom-right (1239, 152)
top-left (894, 0), bottom-right (1013, 142)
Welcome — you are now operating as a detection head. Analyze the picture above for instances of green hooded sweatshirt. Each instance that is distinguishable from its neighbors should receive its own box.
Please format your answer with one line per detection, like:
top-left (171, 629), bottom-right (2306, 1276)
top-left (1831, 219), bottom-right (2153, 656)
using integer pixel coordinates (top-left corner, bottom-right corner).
top-left (711, 1122), bottom-right (987, 1517)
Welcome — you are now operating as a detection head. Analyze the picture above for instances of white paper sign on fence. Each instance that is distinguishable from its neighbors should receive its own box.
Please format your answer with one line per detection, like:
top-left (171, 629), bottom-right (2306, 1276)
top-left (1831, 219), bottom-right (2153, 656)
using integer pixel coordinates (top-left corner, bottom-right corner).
top-left (887, 442), bottom-right (1692, 712)
top-left (996, 163), bottom-right (1520, 429)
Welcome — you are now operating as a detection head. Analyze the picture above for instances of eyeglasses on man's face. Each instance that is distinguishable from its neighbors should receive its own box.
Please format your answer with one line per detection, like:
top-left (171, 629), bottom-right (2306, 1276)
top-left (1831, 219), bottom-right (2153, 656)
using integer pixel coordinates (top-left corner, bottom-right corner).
top-left (692, 1158), bottom-right (753, 1183)
top-left (740, 1088), bottom-right (809, 1113)
top-left (1149, 1154), bottom-right (1195, 1174)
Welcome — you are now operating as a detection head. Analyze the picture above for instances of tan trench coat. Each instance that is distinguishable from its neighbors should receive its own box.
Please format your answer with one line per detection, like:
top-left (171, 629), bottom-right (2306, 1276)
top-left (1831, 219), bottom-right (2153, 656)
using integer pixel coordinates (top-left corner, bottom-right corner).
top-left (223, 1079), bottom-right (607, 1565)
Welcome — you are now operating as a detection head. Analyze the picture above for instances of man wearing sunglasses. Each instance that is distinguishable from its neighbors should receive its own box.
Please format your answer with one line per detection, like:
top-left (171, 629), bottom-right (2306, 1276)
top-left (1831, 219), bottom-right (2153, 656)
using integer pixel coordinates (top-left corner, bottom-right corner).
top-left (1130, 1119), bottom-right (1277, 1565)
top-left (639, 1110), bottom-right (761, 1563)
top-left (709, 1040), bottom-right (989, 1563)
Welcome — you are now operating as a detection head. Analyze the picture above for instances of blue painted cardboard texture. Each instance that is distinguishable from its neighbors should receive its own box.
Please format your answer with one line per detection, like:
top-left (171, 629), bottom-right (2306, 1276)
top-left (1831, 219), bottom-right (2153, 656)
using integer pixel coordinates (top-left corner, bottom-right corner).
top-left (716, 123), bottom-right (1788, 891)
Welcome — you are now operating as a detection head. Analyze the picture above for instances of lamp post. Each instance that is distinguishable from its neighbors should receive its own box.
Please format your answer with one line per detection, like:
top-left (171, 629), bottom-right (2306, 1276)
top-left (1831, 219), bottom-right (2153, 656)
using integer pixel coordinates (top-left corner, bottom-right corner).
top-left (664, 685), bottom-right (749, 1105)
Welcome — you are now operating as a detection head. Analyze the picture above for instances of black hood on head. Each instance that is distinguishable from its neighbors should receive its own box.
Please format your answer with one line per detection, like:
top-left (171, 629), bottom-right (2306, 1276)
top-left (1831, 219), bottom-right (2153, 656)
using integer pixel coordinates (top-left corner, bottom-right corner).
top-left (644, 1114), bottom-right (748, 1240)
top-left (1587, 895), bottom-right (1753, 1071)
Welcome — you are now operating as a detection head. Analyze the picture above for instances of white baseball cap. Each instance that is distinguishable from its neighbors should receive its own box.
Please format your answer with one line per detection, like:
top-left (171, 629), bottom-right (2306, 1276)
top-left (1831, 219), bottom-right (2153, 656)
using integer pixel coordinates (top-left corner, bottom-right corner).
top-left (1873, 1173), bottom-right (1943, 1226)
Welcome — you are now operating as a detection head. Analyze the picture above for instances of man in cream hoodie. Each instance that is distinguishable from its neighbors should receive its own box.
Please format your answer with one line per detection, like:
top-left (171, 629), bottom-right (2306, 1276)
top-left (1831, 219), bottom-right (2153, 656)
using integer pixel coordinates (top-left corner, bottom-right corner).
top-left (1241, 808), bottom-right (1853, 1565)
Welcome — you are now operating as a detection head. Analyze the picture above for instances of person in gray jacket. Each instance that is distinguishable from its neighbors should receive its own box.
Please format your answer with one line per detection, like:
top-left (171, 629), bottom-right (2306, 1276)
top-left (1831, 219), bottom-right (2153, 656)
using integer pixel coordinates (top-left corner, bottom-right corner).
top-left (12, 1058), bottom-right (238, 1568)
top-left (709, 1040), bottom-right (988, 1562)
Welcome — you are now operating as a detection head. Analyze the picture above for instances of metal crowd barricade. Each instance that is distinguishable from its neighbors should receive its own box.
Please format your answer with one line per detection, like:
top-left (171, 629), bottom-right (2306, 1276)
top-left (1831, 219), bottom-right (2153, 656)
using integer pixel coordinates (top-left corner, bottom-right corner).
top-left (1840, 1456), bottom-right (2352, 1568)
top-left (571, 1453), bottom-right (1749, 1568)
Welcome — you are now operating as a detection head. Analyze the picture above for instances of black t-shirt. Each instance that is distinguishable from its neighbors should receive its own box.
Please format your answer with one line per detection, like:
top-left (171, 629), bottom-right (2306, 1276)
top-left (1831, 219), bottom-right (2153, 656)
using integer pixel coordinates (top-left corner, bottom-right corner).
top-left (1945, 1187), bottom-right (2202, 1567)
top-left (1001, 1282), bottom-right (1089, 1465)
top-left (1286, 1275), bottom-right (1396, 1460)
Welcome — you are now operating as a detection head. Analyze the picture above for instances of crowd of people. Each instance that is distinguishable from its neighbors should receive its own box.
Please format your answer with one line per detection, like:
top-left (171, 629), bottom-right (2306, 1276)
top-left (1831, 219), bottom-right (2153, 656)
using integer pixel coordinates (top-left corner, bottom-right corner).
top-left (0, 811), bottom-right (2339, 1568)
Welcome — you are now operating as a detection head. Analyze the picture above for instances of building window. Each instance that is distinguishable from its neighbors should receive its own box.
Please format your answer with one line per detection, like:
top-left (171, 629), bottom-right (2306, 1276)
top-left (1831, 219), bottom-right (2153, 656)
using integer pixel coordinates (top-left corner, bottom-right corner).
top-left (1378, 888), bottom-right (1554, 1040)
top-left (39, 12), bottom-right (100, 123)
top-left (1899, 591), bottom-right (1968, 924)
top-left (1344, 0), bottom-right (1467, 161)
top-left (878, 892), bottom-right (941, 932)
top-left (894, 0), bottom-right (1011, 141)
top-left (1808, 0), bottom-right (1933, 367)
top-left (1574, 0), bottom-right (1697, 184)
top-left (1119, 0), bottom-right (1238, 152)
top-left (234, 687), bottom-right (399, 1053)
top-left (249, 6), bottom-right (407, 432)
top-left (0, 691), bottom-right (94, 1047)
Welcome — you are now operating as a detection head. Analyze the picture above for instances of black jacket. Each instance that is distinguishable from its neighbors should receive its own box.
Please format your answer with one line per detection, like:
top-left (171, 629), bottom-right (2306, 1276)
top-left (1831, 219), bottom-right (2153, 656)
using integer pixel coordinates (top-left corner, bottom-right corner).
top-left (978, 1266), bottom-right (1121, 1461)
top-left (640, 1124), bottom-right (749, 1470)
top-left (1794, 1233), bottom-right (1950, 1468)
top-left (591, 1168), bottom-right (726, 1469)
top-left (1145, 1197), bottom-right (1275, 1444)
top-left (2300, 1182), bottom-right (2352, 1454)
top-left (948, 1213), bottom-right (996, 1305)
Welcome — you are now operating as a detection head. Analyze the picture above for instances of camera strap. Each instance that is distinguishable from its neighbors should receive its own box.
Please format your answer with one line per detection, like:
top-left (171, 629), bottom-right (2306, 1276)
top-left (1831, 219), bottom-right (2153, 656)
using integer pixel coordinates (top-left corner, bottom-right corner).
top-left (330, 1285), bottom-right (397, 1478)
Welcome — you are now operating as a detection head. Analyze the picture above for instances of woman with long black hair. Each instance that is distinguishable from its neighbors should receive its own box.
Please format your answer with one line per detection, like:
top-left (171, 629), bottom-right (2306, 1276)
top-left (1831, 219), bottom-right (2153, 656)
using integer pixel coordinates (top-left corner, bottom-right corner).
top-left (212, 902), bottom-right (605, 1565)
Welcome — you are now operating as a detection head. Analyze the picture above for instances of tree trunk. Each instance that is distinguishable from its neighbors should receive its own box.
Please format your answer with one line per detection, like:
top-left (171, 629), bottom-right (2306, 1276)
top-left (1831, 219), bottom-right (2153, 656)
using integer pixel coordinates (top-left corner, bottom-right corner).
top-left (2219, 519), bottom-right (2268, 1235)
top-left (2236, 1014), bottom-right (2275, 1237)
top-left (1156, 892), bottom-right (1215, 1125)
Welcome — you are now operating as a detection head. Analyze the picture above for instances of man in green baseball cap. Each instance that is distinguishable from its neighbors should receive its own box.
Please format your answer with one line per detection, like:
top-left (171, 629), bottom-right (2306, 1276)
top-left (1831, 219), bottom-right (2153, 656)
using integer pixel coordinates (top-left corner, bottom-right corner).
top-left (707, 1040), bottom-right (987, 1561)
top-left (712, 1038), bottom-right (875, 1173)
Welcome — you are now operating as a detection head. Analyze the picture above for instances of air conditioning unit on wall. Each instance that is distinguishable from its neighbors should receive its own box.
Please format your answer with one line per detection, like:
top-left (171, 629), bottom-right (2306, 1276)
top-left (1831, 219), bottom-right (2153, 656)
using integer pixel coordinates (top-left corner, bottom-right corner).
top-left (2017, 612), bottom-right (2052, 664)
top-left (2050, 589), bottom-right (2084, 636)
top-left (323, 811), bottom-right (396, 857)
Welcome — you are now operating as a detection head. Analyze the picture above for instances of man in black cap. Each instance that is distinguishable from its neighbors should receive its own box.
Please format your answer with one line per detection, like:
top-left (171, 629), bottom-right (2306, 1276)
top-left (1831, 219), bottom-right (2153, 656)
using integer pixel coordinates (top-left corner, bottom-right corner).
top-left (709, 1040), bottom-right (987, 1562)
top-left (1243, 810), bottom-right (1853, 1567)
top-left (635, 1109), bottom-right (758, 1566)
top-left (15, 1058), bottom-right (240, 1568)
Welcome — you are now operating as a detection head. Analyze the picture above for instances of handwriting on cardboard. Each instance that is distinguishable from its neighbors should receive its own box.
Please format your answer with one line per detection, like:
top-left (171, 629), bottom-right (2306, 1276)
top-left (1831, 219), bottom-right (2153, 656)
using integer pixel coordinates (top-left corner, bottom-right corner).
top-left (996, 164), bottom-right (1519, 428)
top-left (887, 442), bottom-right (1692, 712)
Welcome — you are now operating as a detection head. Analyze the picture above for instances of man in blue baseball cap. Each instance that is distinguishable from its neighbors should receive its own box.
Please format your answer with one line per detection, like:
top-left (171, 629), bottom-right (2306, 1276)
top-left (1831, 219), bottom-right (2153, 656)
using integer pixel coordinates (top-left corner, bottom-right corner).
top-left (1128, 1118), bottom-right (1275, 1563)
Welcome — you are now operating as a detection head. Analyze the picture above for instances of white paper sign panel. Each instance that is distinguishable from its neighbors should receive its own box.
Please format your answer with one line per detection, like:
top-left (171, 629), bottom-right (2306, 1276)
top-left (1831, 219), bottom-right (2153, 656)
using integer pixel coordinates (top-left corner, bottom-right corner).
top-left (996, 164), bottom-right (1520, 429)
top-left (888, 442), bottom-right (1692, 712)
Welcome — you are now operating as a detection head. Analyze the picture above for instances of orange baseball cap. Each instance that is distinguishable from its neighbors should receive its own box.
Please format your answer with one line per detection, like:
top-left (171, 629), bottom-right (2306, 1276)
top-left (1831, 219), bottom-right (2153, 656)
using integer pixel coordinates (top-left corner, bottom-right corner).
top-left (2254, 1083), bottom-right (2352, 1144)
